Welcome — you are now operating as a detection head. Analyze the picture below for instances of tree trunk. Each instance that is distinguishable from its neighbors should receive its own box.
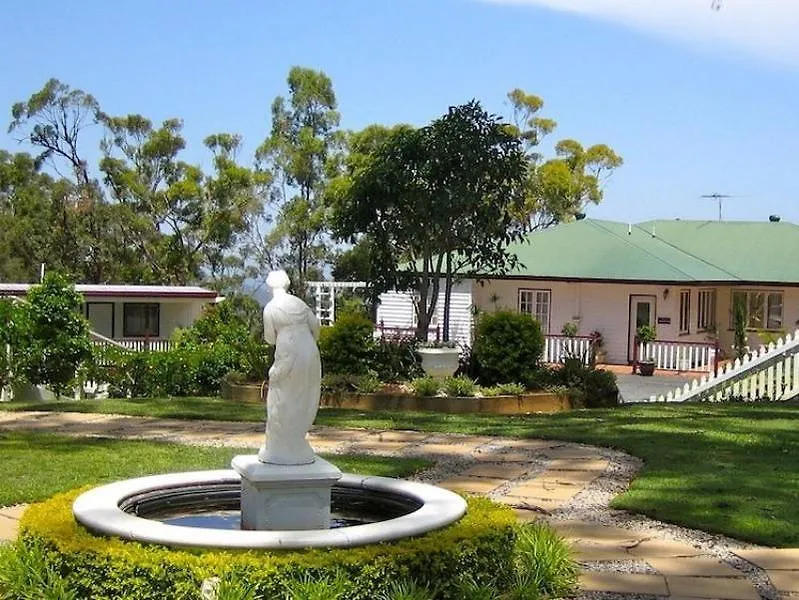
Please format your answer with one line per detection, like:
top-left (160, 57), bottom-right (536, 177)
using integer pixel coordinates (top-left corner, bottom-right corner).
top-left (442, 253), bottom-right (453, 342)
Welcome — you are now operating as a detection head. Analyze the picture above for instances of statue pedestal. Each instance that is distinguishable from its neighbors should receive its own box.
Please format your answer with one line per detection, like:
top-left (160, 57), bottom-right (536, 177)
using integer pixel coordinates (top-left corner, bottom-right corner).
top-left (231, 455), bottom-right (342, 530)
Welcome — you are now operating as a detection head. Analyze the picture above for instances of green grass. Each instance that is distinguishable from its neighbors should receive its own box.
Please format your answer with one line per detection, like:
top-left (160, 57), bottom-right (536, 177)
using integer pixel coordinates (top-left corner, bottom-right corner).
top-left (0, 397), bottom-right (266, 422)
top-left (3, 399), bottom-right (799, 546)
top-left (0, 432), bottom-right (430, 507)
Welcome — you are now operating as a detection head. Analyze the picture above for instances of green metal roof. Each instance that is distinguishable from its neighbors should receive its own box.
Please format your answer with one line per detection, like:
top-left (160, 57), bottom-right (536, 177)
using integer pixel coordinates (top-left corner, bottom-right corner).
top-left (491, 218), bottom-right (799, 284)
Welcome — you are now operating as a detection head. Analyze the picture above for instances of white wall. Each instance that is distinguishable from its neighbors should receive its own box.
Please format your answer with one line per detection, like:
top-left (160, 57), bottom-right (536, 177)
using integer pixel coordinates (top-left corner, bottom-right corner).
top-left (473, 279), bottom-right (799, 364)
top-left (83, 297), bottom-right (211, 340)
top-left (376, 280), bottom-right (473, 346)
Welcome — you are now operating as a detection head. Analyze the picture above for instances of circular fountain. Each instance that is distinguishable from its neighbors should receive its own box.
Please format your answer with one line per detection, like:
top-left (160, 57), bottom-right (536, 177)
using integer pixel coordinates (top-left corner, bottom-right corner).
top-left (72, 471), bottom-right (465, 549)
top-left (73, 270), bottom-right (466, 549)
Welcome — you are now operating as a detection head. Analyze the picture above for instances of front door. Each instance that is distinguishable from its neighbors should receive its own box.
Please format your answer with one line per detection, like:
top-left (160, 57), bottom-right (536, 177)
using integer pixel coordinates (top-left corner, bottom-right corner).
top-left (628, 295), bottom-right (656, 362)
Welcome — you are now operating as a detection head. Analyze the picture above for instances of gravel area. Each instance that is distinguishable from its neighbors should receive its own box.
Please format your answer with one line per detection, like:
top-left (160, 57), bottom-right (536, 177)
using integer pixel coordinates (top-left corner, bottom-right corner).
top-left (579, 560), bottom-right (658, 575)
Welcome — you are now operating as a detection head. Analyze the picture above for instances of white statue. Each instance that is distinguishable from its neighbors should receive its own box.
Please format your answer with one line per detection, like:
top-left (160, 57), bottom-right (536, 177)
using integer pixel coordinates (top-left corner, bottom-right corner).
top-left (258, 270), bottom-right (321, 465)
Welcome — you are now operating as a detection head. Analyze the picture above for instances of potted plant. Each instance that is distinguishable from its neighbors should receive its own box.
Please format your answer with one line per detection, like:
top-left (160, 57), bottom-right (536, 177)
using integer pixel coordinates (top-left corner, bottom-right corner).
top-left (416, 341), bottom-right (461, 379)
top-left (636, 324), bottom-right (657, 376)
top-left (589, 330), bottom-right (606, 365)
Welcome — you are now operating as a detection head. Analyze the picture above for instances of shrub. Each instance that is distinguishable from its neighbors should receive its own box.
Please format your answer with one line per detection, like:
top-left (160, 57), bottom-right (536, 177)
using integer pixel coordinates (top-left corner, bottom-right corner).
top-left (480, 383), bottom-right (524, 398)
top-left (441, 376), bottom-right (477, 397)
top-left (321, 373), bottom-right (362, 395)
top-left (177, 298), bottom-right (275, 383)
top-left (318, 312), bottom-right (376, 376)
top-left (19, 490), bottom-right (518, 600)
top-left (547, 361), bottom-right (619, 408)
top-left (411, 377), bottom-right (440, 397)
top-left (376, 579), bottom-right (436, 599)
top-left (512, 522), bottom-right (578, 597)
top-left (89, 343), bottom-right (257, 398)
top-left (472, 312), bottom-right (544, 387)
top-left (13, 273), bottom-right (91, 396)
top-left (370, 336), bottom-right (422, 382)
top-left (497, 382), bottom-right (525, 396)
top-left (354, 373), bottom-right (382, 394)
top-left (525, 366), bottom-right (559, 391)
top-left (0, 536), bottom-right (77, 600)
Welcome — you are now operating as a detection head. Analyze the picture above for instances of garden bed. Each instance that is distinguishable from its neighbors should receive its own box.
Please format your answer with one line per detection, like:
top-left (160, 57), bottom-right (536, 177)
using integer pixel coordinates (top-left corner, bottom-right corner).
top-left (221, 381), bottom-right (572, 414)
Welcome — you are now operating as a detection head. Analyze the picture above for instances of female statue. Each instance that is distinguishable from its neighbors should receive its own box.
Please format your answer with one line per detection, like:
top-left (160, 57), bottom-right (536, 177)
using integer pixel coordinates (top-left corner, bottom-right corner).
top-left (258, 270), bottom-right (321, 465)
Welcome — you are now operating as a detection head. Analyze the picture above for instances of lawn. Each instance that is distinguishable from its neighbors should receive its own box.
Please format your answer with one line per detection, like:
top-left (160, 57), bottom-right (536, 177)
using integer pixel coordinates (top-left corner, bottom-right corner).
top-left (0, 432), bottom-right (430, 507)
top-left (3, 400), bottom-right (798, 546)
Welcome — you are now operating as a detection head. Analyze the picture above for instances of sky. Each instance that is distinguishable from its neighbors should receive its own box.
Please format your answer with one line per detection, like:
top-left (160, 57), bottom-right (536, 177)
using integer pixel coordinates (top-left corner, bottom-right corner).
top-left (1, 0), bottom-right (798, 224)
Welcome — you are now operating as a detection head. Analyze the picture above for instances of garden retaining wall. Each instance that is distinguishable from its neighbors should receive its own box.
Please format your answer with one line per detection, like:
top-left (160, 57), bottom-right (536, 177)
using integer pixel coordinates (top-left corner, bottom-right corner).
top-left (220, 381), bottom-right (571, 414)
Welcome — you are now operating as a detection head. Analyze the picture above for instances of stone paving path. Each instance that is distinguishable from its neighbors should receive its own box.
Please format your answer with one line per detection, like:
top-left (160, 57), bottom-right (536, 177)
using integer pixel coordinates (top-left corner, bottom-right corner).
top-left (1, 411), bottom-right (797, 599)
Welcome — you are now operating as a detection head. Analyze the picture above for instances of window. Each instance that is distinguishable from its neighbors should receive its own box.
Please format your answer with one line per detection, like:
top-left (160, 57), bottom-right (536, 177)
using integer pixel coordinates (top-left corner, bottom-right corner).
top-left (767, 293), bottom-right (783, 330)
top-left (679, 290), bottom-right (691, 334)
top-left (123, 303), bottom-right (160, 338)
top-left (697, 289), bottom-right (716, 332)
top-left (730, 290), bottom-right (783, 331)
top-left (518, 289), bottom-right (550, 333)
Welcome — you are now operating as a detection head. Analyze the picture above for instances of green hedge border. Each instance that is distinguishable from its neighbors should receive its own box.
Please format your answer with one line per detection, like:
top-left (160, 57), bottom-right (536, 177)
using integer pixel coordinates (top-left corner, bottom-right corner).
top-left (20, 487), bottom-right (518, 599)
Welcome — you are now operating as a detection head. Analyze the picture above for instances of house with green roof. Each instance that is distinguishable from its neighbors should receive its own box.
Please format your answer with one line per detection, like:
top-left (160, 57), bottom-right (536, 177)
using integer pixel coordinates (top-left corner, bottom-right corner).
top-left (470, 218), bottom-right (799, 367)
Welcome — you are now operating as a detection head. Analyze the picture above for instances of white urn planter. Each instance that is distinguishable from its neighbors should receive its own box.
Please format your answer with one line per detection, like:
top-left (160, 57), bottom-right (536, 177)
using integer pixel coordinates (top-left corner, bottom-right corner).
top-left (417, 347), bottom-right (461, 379)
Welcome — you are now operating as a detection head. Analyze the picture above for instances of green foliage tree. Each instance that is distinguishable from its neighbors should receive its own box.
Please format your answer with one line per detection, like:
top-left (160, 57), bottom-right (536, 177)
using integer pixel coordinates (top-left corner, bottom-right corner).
top-left (330, 101), bottom-right (527, 340)
top-left (0, 151), bottom-right (73, 281)
top-left (13, 273), bottom-right (91, 396)
top-left (0, 299), bottom-right (20, 389)
top-left (256, 67), bottom-right (342, 298)
top-left (505, 88), bottom-right (623, 230)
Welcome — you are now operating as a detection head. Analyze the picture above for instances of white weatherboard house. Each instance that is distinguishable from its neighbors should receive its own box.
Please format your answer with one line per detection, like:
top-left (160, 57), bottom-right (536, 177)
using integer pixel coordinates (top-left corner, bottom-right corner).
top-left (0, 284), bottom-right (222, 350)
top-left (372, 218), bottom-right (799, 372)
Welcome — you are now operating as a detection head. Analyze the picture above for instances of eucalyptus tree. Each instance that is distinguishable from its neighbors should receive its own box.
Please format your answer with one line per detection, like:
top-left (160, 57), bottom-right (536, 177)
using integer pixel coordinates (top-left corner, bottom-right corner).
top-left (7, 79), bottom-right (114, 282)
top-left (256, 67), bottom-right (342, 298)
top-left (505, 88), bottom-right (623, 230)
top-left (98, 115), bottom-right (266, 286)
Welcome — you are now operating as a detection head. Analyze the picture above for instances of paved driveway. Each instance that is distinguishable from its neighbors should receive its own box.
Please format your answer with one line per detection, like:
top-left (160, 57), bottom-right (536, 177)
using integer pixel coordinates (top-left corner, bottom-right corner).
top-left (616, 373), bottom-right (696, 403)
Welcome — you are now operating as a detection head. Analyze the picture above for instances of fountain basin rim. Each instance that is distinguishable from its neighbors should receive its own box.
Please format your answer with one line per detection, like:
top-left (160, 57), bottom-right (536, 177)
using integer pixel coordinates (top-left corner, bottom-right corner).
top-left (72, 470), bottom-right (467, 549)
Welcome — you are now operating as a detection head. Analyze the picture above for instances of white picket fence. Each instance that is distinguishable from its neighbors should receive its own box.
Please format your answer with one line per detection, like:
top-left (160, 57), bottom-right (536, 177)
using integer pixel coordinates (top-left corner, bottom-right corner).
top-left (545, 335), bottom-right (594, 365)
top-left (647, 329), bottom-right (799, 403)
top-left (638, 340), bottom-right (717, 372)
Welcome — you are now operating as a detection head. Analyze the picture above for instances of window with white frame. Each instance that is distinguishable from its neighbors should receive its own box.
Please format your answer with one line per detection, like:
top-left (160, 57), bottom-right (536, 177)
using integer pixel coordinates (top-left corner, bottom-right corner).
top-left (730, 290), bottom-right (783, 330)
top-left (697, 289), bottom-right (716, 332)
top-left (518, 289), bottom-right (550, 333)
top-left (679, 290), bottom-right (691, 334)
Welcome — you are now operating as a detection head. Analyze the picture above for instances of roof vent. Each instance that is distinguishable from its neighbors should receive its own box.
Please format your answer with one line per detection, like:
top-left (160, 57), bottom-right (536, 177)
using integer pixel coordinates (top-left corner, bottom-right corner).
top-left (575, 212), bottom-right (586, 221)
top-left (769, 215), bottom-right (781, 222)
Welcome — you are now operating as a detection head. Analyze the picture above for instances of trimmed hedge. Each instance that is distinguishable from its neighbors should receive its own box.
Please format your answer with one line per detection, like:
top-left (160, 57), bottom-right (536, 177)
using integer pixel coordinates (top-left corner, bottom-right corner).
top-left (19, 488), bottom-right (518, 600)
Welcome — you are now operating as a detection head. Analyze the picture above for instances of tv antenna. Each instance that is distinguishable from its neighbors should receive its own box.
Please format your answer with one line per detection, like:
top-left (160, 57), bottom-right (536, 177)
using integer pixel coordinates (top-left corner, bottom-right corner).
top-left (700, 193), bottom-right (734, 221)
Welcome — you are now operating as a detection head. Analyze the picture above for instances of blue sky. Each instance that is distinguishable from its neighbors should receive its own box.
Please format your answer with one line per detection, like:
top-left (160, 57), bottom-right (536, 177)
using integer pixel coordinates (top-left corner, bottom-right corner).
top-left (2, 0), bottom-right (797, 224)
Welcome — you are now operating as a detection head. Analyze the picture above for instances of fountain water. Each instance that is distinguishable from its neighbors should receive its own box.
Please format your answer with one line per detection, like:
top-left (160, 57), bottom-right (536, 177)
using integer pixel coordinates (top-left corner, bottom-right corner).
top-left (73, 270), bottom-right (466, 549)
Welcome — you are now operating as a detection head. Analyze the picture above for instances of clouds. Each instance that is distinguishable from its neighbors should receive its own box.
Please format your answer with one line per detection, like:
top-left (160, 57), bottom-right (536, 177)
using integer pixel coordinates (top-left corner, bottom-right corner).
top-left (482, 0), bottom-right (799, 68)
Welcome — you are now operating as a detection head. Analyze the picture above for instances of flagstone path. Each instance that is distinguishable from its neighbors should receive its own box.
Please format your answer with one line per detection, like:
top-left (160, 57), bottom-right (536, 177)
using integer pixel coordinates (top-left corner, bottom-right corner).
top-left (1, 411), bottom-right (797, 599)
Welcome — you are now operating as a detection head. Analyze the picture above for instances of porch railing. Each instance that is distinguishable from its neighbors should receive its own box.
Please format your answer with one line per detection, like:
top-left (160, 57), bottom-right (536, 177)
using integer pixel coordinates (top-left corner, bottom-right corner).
top-left (648, 329), bottom-right (799, 403)
top-left (544, 335), bottom-right (594, 365)
top-left (91, 337), bottom-right (173, 353)
top-left (637, 339), bottom-right (718, 373)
